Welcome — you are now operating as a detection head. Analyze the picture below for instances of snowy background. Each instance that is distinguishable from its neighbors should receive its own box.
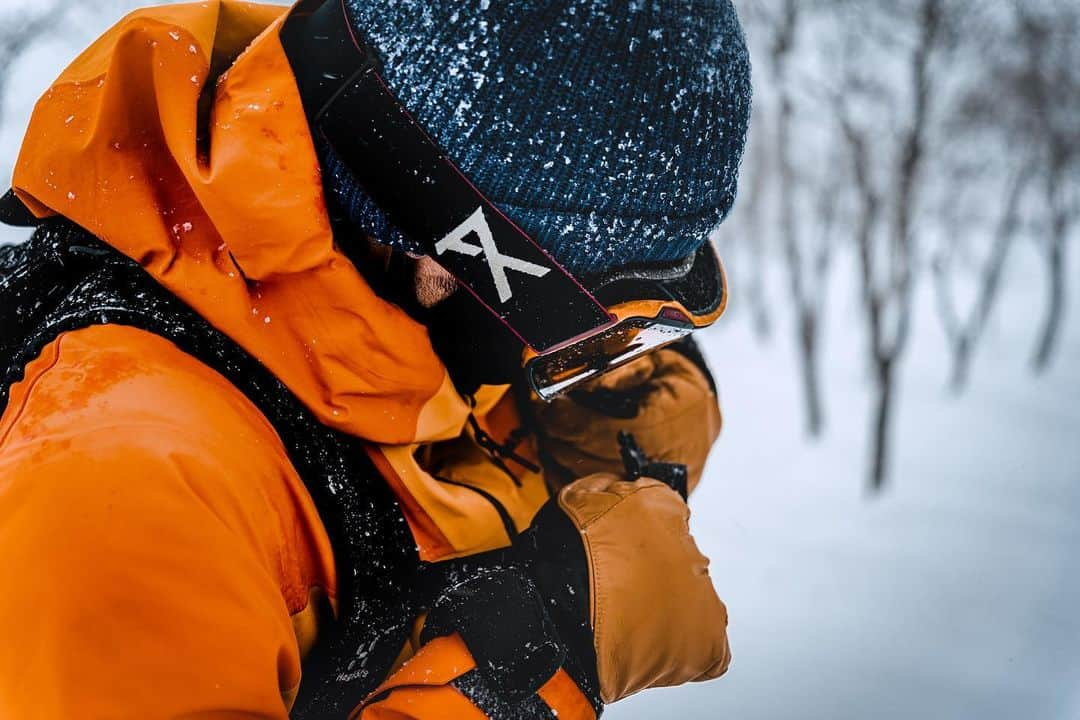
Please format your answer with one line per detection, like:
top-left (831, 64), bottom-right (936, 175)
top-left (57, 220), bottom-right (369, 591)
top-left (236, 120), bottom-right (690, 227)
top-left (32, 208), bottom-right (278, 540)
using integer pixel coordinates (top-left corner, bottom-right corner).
top-left (1, 1), bottom-right (1077, 719)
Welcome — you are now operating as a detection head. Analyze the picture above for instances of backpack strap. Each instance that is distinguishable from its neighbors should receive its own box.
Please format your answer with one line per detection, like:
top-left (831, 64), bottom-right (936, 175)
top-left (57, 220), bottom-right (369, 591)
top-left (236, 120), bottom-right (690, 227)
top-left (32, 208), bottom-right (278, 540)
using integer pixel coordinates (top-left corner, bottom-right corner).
top-left (0, 218), bottom-right (421, 718)
top-left (0, 190), bottom-right (40, 227)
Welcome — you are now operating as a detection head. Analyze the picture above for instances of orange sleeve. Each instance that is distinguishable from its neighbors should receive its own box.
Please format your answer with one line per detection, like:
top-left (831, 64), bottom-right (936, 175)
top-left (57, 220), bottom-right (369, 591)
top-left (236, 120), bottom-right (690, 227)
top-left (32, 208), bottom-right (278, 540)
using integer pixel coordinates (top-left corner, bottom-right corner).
top-left (355, 635), bottom-right (596, 720)
top-left (0, 326), bottom-right (337, 718)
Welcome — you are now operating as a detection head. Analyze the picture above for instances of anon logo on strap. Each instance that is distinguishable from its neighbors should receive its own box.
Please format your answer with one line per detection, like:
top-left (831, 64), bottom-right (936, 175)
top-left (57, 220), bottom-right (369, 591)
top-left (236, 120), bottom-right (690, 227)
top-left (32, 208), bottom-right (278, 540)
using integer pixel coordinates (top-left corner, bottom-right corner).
top-left (435, 207), bottom-right (551, 303)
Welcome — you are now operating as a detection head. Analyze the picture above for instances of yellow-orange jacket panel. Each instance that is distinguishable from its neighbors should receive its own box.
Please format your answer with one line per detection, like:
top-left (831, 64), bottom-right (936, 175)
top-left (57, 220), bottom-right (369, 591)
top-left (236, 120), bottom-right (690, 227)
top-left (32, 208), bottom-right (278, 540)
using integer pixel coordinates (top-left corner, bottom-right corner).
top-left (0, 324), bottom-right (335, 716)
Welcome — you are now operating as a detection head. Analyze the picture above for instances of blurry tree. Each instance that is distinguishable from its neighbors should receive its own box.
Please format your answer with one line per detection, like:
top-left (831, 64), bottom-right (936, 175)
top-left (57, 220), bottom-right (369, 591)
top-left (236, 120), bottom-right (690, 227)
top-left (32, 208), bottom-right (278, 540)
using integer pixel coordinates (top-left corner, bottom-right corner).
top-left (1007, 2), bottom-right (1080, 373)
top-left (742, 0), bottom-right (835, 438)
top-left (933, 1), bottom-right (1080, 384)
top-left (827, 0), bottom-right (956, 489)
top-left (722, 103), bottom-right (774, 343)
top-left (736, 0), bottom-right (1079, 491)
top-left (933, 162), bottom-right (1035, 390)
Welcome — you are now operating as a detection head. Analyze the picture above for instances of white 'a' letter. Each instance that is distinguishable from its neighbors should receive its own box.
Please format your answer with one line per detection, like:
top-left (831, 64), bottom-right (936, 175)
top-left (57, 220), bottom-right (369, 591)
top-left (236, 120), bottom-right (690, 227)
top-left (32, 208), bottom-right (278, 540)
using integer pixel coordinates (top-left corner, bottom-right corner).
top-left (435, 207), bottom-right (551, 303)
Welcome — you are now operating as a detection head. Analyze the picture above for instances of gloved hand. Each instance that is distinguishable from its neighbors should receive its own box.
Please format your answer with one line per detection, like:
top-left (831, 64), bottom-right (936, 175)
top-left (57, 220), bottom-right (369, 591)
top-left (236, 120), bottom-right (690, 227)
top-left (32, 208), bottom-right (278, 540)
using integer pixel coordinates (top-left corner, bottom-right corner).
top-left (533, 342), bottom-right (722, 495)
top-left (520, 472), bottom-right (731, 704)
top-left (416, 472), bottom-right (730, 713)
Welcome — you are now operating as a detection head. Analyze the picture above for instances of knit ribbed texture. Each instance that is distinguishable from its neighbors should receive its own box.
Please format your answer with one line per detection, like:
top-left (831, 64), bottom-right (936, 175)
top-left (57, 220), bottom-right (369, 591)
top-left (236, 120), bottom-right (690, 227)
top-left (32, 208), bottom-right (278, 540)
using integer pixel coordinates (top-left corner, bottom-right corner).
top-left (326, 0), bottom-right (751, 276)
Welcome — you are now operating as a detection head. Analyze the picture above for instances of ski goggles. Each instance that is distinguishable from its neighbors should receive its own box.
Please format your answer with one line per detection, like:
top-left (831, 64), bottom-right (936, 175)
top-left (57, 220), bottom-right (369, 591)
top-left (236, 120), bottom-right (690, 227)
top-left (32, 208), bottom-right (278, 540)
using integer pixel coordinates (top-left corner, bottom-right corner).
top-left (281, 0), bottom-right (727, 400)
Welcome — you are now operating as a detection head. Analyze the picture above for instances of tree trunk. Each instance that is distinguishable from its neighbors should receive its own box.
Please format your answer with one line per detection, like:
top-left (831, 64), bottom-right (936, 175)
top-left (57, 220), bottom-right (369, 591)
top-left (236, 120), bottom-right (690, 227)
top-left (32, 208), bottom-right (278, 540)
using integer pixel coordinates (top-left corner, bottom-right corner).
top-left (799, 308), bottom-right (823, 435)
top-left (773, 1), bottom-right (825, 436)
top-left (1032, 238), bottom-right (1066, 372)
top-left (748, 236), bottom-right (772, 341)
top-left (941, 167), bottom-right (1029, 392)
top-left (1032, 166), bottom-right (1070, 373)
top-left (869, 355), bottom-right (895, 491)
top-left (742, 110), bottom-right (772, 341)
top-left (949, 334), bottom-right (972, 392)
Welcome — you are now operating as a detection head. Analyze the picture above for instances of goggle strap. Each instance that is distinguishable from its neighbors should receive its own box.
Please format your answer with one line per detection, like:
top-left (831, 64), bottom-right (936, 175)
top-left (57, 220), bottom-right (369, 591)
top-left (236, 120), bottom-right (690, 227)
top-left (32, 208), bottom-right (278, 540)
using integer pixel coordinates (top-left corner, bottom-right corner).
top-left (282, 0), bottom-right (612, 352)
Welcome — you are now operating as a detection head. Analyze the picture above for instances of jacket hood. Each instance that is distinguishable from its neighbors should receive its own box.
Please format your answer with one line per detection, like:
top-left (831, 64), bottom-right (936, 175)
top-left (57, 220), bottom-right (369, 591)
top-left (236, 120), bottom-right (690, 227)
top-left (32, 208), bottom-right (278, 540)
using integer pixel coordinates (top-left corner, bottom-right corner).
top-left (10, 0), bottom-right (470, 445)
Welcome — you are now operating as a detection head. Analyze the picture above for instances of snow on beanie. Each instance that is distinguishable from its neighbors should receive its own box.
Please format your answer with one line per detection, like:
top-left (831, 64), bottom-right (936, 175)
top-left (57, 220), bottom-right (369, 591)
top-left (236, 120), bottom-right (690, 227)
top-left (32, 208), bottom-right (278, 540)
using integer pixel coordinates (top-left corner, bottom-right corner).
top-left (320, 0), bottom-right (752, 277)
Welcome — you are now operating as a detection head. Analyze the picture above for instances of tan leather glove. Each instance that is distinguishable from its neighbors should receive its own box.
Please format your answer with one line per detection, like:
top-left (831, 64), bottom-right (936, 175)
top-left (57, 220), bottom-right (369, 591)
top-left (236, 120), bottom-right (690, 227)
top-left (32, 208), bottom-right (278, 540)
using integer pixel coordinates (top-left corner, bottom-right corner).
top-left (522, 472), bottom-right (731, 706)
top-left (534, 345), bottom-right (722, 494)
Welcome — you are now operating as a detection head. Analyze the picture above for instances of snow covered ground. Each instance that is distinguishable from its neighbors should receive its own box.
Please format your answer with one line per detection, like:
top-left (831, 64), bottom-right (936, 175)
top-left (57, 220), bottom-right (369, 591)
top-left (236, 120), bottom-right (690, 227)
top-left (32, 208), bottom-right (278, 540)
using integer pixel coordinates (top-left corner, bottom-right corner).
top-left (3, 4), bottom-right (1079, 719)
top-left (616, 248), bottom-right (1080, 720)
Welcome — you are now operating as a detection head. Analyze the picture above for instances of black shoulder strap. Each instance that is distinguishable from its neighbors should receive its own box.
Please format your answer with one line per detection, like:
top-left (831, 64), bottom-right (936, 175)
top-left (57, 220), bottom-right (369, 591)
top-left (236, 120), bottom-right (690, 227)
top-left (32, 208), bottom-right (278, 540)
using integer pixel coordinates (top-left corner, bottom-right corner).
top-left (0, 190), bottom-right (40, 228)
top-left (0, 218), bottom-right (419, 718)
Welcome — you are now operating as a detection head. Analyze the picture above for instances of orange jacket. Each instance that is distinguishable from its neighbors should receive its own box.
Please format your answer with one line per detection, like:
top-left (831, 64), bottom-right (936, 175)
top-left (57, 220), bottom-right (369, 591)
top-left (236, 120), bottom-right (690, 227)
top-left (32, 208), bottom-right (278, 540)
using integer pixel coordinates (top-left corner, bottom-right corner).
top-left (1, 3), bottom-right (587, 717)
top-left (0, 2), bottom-right (721, 718)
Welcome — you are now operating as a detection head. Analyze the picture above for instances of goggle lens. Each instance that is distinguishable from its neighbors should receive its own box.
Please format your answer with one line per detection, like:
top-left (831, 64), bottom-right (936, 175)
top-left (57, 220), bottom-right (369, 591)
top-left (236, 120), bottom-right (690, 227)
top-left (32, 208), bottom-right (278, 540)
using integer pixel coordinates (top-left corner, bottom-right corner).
top-left (526, 314), bottom-right (695, 400)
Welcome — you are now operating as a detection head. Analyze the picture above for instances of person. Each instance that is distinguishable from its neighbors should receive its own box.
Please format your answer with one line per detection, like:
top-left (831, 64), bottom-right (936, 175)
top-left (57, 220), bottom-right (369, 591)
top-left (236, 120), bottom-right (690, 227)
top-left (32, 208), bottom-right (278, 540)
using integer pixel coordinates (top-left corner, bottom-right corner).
top-left (0, 0), bottom-right (751, 717)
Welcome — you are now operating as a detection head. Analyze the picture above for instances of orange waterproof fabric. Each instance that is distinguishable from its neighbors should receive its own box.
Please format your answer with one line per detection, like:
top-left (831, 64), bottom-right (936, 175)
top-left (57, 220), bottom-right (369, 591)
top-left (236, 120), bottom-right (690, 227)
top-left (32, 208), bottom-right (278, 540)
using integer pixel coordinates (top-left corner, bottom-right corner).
top-left (8, 0), bottom-right (556, 563)
top-left (0, 325), bottom-right (336, 717)
top-left (11, 0), bottom-right (468, 447)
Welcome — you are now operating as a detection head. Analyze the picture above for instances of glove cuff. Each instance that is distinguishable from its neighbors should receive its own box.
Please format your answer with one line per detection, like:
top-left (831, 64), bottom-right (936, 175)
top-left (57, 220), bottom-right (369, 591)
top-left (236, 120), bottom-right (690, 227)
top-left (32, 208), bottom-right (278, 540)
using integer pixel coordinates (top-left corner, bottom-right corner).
top-left (419, 501), bottom-right (605, 716)
top-left (518, 500), bottom-right (602, 712)
top-left (421, 564), bottom-right (565, 706)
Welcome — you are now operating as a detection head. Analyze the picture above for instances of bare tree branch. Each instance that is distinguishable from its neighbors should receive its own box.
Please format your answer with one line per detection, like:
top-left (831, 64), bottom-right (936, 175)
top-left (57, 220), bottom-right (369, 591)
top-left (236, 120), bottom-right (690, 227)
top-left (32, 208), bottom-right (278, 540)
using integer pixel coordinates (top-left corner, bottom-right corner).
top-left (934, 164), bottom-right (1033, 390)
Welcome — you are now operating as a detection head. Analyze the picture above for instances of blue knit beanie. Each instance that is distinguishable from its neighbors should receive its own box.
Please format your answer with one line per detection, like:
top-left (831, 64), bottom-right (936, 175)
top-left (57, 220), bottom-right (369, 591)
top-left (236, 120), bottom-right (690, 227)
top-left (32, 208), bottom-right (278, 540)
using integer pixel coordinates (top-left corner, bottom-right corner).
top-left (321, 0), bottom-right (752, 276)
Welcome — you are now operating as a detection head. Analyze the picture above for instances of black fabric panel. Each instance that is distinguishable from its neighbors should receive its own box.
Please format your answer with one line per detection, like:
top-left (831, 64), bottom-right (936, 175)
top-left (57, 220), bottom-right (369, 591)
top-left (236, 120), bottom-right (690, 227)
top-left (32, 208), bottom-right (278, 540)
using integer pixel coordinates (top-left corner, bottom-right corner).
top-left (588, 243), bottom-right (725, 316)
top-left (422, 566), bottom-right (565, 706)
top-left (616, 431), bottom-right (689, 501)
top-left (452, 669), bottom-right (558, 720)
top-left (517, 502), bottom-right (603, 716)
top-left (0, 189), bottom-right (39, 227)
